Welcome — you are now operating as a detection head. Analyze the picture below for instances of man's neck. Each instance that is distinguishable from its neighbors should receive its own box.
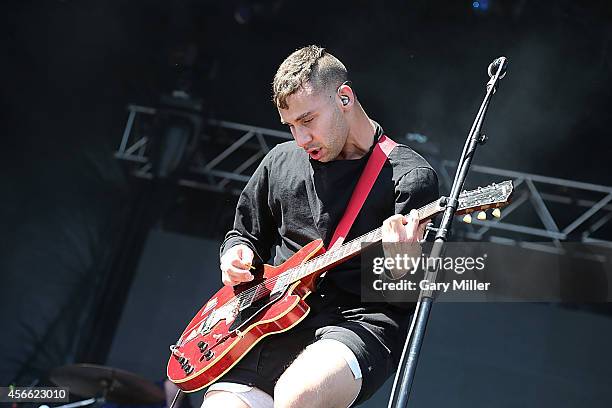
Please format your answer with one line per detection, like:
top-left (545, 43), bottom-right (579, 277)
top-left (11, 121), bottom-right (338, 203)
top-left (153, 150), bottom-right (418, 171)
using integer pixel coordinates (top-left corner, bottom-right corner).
top-left (337, 108), bottom-right (377, 160)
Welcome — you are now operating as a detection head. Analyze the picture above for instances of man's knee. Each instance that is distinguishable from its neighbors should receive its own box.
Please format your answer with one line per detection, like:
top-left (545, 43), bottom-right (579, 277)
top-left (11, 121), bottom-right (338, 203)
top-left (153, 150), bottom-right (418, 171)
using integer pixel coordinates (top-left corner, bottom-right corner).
top-left (201, 390), bottom-right (250, 408)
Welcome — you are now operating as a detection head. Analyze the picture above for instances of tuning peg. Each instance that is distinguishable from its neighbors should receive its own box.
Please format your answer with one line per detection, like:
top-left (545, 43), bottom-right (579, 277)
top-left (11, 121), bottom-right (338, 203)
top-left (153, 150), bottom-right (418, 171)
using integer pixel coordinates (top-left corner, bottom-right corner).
top-left (462, 214), bottom-right (472, 224)
top-left (492, 208), bottom-right (501, 218)
top-left (477, 211), bottom-right (487, 220)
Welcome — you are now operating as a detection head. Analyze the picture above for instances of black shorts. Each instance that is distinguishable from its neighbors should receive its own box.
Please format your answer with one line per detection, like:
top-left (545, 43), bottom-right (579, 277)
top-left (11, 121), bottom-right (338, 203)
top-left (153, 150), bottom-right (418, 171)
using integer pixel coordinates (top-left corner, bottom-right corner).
top-left (212, 280), bottom-right (414, 405)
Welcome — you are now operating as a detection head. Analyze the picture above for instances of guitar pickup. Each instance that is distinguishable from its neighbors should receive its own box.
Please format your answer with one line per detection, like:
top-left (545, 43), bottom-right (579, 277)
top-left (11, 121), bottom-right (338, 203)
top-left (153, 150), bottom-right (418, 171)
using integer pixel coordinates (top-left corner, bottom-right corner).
top-left (271, 275), bottom-right (289, 296)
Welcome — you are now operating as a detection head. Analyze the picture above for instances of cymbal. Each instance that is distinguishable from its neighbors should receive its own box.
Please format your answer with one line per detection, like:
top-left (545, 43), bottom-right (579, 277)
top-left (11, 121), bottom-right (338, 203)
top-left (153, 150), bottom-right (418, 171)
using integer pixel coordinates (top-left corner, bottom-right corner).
top-left (50, 364), bottom-right (166, 405)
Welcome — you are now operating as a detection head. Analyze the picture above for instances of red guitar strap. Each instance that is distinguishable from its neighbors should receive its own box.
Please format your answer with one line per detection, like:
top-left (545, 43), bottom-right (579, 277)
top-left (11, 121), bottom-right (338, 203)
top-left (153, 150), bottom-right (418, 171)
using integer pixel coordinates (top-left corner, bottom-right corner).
top-left (328, 134), bottom-right (398, 250)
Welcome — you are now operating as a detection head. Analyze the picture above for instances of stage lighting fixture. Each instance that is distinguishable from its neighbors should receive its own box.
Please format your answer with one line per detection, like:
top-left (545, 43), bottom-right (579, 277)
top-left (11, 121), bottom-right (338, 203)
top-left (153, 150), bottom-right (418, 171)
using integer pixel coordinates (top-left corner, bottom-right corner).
top-left (149, 94), bottom-right (202, 179)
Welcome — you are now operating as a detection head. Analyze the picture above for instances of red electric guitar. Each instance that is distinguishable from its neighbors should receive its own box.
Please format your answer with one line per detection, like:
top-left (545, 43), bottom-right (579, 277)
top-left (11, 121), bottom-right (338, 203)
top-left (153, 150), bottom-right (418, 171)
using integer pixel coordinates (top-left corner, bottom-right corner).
top-left (167, 181), bottom-right (514, 391)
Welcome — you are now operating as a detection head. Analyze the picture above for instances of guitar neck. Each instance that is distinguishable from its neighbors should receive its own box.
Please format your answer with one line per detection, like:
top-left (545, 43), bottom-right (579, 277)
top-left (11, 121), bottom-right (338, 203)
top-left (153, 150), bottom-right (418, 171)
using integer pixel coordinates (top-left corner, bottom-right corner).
top-left (286, 199), bottom-right (444, 284)
top-left (238, 180), bottom-right (511, 309)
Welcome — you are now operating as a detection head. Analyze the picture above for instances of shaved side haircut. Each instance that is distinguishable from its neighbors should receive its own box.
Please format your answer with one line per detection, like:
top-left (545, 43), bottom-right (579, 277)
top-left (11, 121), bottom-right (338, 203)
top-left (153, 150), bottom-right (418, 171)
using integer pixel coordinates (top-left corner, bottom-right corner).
top-left (272, 45), bottom-right (348, 109)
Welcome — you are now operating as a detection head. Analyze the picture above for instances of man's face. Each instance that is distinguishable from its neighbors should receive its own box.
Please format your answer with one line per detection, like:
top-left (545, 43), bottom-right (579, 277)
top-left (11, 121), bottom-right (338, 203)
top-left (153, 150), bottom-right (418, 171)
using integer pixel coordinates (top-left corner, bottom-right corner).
top-left (278, 83), bottom-right (348, 162)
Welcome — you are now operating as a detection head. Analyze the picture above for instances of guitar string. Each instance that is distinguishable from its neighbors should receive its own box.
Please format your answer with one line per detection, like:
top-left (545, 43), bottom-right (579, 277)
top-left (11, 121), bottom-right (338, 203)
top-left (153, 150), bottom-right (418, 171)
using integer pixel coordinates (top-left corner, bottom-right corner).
top-left (234, 201), bottom-right (449, 307)
top-left (229, 183), bottom-right (505, 308)
top-left (232, 186), bottom-right (503, 307)
top-left (234, 231), bottom-right (378, 309)
top-left (233, 202), bottom-right (440, 308)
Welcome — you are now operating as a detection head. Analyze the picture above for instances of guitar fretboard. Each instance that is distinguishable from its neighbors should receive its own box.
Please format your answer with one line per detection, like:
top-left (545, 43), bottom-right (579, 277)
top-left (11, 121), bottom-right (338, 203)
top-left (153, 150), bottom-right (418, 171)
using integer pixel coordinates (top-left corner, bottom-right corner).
top-left (286, 200), bottom-right (442, 284)
top-left (236, 179), bottom-right (513, 311)
top-left (237, 200), bottom-right (442, 311)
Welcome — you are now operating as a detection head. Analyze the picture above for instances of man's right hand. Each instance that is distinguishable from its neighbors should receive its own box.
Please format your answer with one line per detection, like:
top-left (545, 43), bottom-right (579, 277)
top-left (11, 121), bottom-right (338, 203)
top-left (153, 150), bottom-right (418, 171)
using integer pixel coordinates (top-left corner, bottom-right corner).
top-left (220, 244), bottom-right (255, 286)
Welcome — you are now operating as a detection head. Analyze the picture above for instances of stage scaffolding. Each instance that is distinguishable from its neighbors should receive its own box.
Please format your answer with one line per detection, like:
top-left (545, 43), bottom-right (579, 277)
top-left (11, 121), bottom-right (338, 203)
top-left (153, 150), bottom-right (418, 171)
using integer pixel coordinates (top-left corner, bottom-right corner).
top-left (115, 104), bottom-right (612, 249)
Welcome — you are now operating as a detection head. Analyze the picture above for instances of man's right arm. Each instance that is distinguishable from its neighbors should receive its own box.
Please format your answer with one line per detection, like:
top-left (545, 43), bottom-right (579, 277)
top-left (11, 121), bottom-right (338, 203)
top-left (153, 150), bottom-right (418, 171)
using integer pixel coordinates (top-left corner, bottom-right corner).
top-left (219, 152), bottom-right (277, 286)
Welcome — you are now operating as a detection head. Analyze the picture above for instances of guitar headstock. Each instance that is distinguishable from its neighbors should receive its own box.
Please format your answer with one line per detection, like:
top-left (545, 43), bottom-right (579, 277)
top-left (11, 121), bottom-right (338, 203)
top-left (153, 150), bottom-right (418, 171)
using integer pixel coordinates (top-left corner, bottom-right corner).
top-left (456, 180), bottom-right (513, 220)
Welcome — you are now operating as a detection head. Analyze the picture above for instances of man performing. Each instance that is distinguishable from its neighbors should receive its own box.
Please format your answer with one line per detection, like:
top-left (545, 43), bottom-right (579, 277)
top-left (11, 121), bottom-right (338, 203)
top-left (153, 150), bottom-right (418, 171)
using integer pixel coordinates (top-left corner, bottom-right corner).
top-left (201, 45), bottom-right (439, 408)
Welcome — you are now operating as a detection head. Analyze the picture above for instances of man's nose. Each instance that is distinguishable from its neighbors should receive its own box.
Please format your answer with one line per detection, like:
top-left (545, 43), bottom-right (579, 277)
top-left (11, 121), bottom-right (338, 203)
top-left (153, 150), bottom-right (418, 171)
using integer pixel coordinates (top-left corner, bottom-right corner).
top-left (293, 127), bottom-right (313, 148)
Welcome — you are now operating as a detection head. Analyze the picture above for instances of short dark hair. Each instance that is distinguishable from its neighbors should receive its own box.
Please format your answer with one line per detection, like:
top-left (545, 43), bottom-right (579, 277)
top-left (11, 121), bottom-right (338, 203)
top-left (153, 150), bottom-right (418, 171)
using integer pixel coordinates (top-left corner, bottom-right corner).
top-left (272, 45), bottom-right (348, 109)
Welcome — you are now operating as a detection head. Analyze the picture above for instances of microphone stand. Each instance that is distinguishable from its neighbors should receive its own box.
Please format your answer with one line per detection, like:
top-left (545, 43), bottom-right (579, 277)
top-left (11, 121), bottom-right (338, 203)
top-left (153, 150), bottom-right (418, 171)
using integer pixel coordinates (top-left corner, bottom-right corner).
top-left (387, 57), bottom-right (508, 408)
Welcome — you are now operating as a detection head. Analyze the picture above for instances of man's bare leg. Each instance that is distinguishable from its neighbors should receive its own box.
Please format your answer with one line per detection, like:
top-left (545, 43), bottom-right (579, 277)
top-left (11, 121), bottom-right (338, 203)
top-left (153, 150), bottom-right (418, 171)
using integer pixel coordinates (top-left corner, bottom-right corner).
top-left (273, 340), bottom-right (362, 408)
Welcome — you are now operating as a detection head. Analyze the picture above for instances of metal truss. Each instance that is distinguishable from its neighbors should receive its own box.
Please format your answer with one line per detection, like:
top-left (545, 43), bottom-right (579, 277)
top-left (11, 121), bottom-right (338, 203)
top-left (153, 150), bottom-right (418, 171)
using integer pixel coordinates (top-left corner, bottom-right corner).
top-left (115, 104), bottom-right (612, 248)
top-left (115, 104), bottom-right (292, 195)
top-left (438, 161), bottom-right (612, 250)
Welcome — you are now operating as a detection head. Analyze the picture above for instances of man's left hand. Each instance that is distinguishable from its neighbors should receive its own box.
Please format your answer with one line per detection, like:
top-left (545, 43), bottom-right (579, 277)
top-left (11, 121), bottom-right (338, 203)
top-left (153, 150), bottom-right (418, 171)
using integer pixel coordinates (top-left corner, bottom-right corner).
top-left (381, 210), bottom-right (428, 279)
top-left (381, 209), bottom-right (427, 243)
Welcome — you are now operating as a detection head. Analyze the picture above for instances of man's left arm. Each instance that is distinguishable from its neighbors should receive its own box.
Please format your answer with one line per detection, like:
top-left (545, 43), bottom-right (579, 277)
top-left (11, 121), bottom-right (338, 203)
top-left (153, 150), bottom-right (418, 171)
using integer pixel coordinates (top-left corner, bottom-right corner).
top-left (394, 167), bottom-right (439, 217)
top-left (381, 167), bottom-right (439, 279)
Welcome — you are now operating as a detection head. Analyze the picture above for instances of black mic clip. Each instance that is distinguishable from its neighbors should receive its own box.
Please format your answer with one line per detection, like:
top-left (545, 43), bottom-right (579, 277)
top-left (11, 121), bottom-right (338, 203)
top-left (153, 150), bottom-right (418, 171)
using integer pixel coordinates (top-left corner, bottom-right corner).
top-left (422, 222), bottom-right (438, 242)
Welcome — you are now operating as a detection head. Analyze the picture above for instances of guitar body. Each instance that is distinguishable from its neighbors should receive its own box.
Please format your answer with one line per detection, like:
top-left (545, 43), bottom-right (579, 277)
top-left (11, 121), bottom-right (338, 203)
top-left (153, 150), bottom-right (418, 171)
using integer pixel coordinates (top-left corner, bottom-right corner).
top-left (167, 239), bottom-right (325, 392)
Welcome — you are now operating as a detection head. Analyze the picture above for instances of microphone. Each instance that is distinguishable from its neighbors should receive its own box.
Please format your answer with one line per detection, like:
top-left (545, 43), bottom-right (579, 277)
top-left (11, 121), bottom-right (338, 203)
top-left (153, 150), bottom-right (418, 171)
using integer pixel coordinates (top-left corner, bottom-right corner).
top-left (487, 57), bottom-right (508, 79)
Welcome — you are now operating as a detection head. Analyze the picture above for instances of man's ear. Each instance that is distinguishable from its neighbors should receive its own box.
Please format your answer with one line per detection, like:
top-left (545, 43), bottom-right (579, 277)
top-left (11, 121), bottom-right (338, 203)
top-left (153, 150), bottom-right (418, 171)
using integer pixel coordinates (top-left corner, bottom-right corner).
top-left (337, 82), bottom-right (354, 108)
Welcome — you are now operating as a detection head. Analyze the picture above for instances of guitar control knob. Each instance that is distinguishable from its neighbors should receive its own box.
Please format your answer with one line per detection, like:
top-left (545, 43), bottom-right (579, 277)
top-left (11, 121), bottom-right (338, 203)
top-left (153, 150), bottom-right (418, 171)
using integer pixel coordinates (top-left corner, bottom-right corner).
top-left (197, 341), bottom-right (209, 352)
top-left (200, 349), bottom-right (215, 362)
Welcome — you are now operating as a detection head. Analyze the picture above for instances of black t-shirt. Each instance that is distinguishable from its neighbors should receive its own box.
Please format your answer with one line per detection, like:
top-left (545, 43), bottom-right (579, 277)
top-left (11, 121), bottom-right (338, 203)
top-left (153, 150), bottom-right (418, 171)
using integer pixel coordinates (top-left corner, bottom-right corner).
top-left (221, 122), bottom-right (439, 296)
